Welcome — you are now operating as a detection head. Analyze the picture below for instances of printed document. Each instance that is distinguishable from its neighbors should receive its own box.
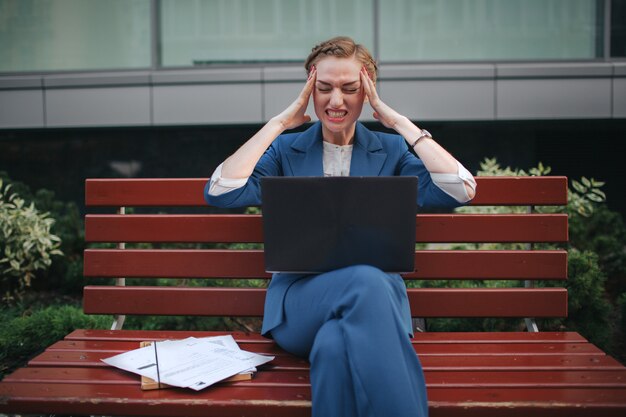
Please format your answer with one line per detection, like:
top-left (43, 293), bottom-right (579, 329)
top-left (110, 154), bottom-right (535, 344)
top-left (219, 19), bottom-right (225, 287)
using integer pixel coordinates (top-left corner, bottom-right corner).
top-left (102, 335), bottom-right (274, 390)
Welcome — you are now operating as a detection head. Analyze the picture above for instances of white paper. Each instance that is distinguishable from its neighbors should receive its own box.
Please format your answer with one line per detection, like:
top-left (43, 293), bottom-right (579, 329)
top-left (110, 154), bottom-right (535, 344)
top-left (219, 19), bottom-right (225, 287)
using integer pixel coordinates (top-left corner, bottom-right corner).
top-left (102, 335), bottom-right (273, 390)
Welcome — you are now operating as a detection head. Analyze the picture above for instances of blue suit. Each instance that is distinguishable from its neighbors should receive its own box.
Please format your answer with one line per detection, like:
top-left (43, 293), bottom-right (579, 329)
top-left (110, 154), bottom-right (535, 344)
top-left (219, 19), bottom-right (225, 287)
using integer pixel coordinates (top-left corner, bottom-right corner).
top-left (205, 121), bottom-right (461, 417)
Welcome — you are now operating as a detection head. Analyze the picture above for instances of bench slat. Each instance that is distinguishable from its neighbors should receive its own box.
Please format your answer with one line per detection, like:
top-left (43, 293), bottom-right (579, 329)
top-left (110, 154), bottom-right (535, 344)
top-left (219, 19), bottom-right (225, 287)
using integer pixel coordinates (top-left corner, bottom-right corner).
top-left (83, 249), bottom-right (568, 280)
top-left (85, 176), bottom-right (568, 207)
top-left (28, 349), bottom-right (624, 371)
top-left (85, 213), bottom-right (568, 243)
top-left (83, 286), bottom-right (567, 318)
top-left (45, 340), bottom-right (603, 356)
top-left (64, 329), bottom-right (588, 344)
top-left (6, 367), bottom-right (626, 389)
top-left (0, 382), bottom-right (312, 417)
top-left (2, 382), bottom-right (625, 417)
top-left (409, 288), bottom-right (568, 317)
top-left (28, 350), bottom-right (310, 370)
top-left (66, 329), bottom-right (275, 343)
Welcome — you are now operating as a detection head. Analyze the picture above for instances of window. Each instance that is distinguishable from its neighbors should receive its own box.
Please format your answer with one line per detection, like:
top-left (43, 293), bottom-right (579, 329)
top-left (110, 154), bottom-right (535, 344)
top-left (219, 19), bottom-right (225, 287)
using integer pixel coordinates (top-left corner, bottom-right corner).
top-left (0, 0), bottom-right (613, 74)
top-left (0, 0), bottom-right (151, 72)
top-left (379, 0), bottom-right (601, 61)
top-left (159, 0), bottom-right (374, 67)
top-left (611, 0), bottom-right (626, 57)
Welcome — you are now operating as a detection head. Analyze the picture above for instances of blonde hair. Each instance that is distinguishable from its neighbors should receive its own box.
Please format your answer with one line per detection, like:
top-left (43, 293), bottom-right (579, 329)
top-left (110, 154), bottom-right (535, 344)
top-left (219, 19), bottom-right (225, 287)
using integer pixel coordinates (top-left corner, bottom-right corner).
top-left (305, 36), bottom-right (378, 83)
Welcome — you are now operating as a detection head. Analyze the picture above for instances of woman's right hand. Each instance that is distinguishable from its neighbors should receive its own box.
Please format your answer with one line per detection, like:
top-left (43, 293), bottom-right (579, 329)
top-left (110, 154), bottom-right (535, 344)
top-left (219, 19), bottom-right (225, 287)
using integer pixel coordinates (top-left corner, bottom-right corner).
top-left (219, 67), bottom-right (317, 180)
top-left (273, 66), bottom-right (317, 131)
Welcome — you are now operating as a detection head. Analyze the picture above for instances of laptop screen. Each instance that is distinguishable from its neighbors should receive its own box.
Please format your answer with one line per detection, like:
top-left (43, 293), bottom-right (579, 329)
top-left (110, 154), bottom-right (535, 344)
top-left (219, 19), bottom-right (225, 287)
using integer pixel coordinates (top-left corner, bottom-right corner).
top-left (260, 176), bottom-right (417, 273)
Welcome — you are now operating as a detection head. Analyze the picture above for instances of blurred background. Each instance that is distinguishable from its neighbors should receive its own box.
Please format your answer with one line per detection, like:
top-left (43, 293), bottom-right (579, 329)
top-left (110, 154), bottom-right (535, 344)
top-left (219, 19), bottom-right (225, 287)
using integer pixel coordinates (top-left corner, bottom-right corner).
top-left (0, 0), bottom-right (625, 216)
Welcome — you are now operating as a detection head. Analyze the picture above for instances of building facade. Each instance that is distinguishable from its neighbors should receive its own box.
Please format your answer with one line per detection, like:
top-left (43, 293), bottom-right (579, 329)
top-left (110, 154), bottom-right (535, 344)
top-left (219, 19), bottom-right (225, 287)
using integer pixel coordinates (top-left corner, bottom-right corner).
top-left (1, 0), bottom-right (625, 214)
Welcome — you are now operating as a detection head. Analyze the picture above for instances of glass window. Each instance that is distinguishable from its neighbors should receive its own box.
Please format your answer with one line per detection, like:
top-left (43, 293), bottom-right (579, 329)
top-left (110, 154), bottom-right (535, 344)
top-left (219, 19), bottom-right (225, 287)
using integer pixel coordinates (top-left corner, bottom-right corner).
top-left (0, 0), bottom-right (151, 72)
top-left (160, 0), bottom-right (374, 67)
top-left (611, 0), bottom-right (626, 57)
top-left (379, 0), bottom-right (601, 61)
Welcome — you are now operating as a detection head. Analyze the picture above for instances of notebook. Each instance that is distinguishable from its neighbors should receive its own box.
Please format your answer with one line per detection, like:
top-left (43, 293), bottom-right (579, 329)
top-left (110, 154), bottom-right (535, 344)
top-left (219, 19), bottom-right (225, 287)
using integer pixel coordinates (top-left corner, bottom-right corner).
top-left (260, 176), bottom-right (417, 273)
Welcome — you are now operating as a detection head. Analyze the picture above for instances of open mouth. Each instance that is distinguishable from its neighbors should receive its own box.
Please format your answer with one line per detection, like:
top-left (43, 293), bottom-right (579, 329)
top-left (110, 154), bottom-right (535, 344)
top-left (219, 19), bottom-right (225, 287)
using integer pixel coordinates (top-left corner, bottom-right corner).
top-left (326, 110), bottom-right (348, 120)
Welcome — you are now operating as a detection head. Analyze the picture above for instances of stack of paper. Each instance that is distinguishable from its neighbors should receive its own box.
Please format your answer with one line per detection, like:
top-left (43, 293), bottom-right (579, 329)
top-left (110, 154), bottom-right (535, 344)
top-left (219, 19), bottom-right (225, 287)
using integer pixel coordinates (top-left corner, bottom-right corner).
top-left (102, 335), bottom-right (274, 391)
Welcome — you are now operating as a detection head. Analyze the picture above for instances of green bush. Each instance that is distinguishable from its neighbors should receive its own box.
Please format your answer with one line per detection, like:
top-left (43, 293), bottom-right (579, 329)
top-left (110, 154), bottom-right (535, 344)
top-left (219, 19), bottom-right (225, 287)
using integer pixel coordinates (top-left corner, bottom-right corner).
top-left (0, 304), bottom-right (110, 379)
top-left (617, 293), bottom-right (626, 360)
top-left (0, 172), bottom-right (85, 295)
top-left (0, 178), bottom-right (63, 301)
top-left (554, 250), bottom-right (612, 349)
top-left (569, 205), bottom-right (626, 298)
top-left (427, 158), bottom-right (625, 359)
top-left (620, 293), bottom-right (626, 333)
top-left (122, 315), bottom-right (227, 331)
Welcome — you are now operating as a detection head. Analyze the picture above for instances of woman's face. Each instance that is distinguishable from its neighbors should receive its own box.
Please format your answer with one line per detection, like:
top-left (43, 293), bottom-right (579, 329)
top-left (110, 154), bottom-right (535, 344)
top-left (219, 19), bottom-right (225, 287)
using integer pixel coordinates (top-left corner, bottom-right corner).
top-left (313, 56), bottom-right (366, 141)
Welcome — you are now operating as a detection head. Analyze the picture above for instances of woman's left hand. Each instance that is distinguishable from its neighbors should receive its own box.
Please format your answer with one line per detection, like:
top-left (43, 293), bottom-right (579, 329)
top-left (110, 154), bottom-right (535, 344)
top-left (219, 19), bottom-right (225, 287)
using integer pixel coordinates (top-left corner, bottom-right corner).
top-left (360, 67), bottom-right (405, 130)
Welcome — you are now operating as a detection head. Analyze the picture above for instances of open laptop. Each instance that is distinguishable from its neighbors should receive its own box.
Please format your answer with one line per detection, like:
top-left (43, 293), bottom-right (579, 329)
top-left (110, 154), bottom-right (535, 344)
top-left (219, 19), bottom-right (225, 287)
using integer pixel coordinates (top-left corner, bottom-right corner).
top-left (260, 176), bottom-right (417, 274)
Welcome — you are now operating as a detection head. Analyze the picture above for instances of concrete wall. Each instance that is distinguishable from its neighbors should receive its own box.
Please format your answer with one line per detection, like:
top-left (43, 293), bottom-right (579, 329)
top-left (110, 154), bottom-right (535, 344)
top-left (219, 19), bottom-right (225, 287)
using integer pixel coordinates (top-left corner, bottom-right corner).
top-left (1, 62), bottom-right (624, 129)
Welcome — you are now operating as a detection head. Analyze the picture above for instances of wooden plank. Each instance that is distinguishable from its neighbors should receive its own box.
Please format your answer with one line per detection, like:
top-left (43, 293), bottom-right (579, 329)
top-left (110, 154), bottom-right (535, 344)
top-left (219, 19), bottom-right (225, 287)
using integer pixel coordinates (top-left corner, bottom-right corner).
top-left (426, 370), bottom-right (626, 388)
top-left (411, 251), bottom-right (567, 280)
top-left (83, 286), bottom-right (268, 316)
top-left (84, 249), bottom-right (271, 279)
top-left (408, 288), bottom-right (567, 318)
top-left (85, 214), bottom-right (568, 244)
top-left (45, 339), bottom-right (603, 357)
top-left (86, 178), bottom-right (209, 207)
top-left (83, 286), bottom-right (567, 318)
top-left (83, 249), bottom-right (568, 280)
top-left (3, 368), bottom-right (311, 387)
top-left (28, 349), bottom-right (625, 371)
top-left (65, 329), bottom-right (588, 344)
top-left (6, 367), bottom-right (626, 389)
top-left (85, 177), bottom-right (568, 207)
top-left (469, 176), bottom-right (568, 206)
top-left (28, 350), bottom-right (309, 370)
top-left (2, 382), bottom-right (625, 417)
top-left (65, 329), bottom-right (274, 343)
top-left (415, 214), bottom-right (568, 243)
top-left (427, 388), bottom-right (626, 417)
top-left (0, 382), bottom-right (312, 417)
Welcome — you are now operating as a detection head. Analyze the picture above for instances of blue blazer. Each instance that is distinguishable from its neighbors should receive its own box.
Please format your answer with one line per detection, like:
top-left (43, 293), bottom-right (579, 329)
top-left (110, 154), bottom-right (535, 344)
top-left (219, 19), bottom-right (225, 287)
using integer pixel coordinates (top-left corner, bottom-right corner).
top-left (205, 121), bottom-right (462, 337)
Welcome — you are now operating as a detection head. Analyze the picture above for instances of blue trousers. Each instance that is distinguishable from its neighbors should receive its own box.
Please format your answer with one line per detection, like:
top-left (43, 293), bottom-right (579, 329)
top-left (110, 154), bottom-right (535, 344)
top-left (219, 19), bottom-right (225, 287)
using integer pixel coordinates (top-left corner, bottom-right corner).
top-left (270, 265), bottom-right (429, 417)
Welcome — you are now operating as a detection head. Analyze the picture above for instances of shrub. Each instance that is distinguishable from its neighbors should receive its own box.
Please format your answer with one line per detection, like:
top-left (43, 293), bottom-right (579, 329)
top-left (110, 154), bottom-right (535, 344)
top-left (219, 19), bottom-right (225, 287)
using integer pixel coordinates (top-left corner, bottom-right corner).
top-left (0, 304), bottom-right (110, 379)
top-left (0, 178), bottom-right (63, 301)
top-left (0, 171), bottom-right (85, 295)
top-left (427, 158), bottom-right (624, 356)
top-left (558, 250), bottom-right (612, 349)
top-left (620, 293), bottom-right (626, 334)
top-left (569, 205), bottom-right (626, 298)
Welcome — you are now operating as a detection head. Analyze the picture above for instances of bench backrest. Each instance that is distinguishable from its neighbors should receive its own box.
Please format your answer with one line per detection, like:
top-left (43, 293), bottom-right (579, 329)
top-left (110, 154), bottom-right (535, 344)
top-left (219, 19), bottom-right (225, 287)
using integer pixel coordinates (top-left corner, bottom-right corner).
top-left (83, 177), bottom-right (568, 324)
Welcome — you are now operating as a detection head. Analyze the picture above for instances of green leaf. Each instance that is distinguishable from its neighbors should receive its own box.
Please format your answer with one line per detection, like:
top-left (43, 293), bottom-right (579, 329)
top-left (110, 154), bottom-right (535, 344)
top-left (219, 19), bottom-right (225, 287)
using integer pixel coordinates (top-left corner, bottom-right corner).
top-left (581, 177), bottom-right (592, 187)
top-left (591, 189), bottom-right (606, 199)
top-left (586, 193), bottom-right (605, 202)
top-left (571, 180), bottom-right (587, 194)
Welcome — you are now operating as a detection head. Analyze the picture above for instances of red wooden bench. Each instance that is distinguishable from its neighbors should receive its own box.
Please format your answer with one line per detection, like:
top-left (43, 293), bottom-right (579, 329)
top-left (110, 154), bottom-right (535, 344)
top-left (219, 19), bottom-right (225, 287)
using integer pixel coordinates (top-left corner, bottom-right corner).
top-left (1, 176), bottom-right (626, 416)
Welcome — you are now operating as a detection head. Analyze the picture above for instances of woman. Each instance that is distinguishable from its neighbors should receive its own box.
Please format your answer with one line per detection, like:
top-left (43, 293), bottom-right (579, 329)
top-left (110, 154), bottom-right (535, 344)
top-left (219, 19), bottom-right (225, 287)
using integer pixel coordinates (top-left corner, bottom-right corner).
top-left (205, 36), bottom-right (476, 417)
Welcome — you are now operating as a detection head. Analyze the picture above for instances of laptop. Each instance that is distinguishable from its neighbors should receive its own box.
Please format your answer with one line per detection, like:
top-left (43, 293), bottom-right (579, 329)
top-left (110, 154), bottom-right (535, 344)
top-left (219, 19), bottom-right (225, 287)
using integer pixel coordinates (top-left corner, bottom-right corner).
top-left (260, 176), bottom-right (417, 273)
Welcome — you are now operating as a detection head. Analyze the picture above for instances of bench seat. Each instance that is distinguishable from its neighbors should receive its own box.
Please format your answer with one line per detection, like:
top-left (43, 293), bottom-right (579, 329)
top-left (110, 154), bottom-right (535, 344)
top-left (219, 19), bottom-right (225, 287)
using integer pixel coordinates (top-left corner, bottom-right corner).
top-left (3, 330), bottom-right (626, 416)
top-left (1, 176), bottom-right (626, 416)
